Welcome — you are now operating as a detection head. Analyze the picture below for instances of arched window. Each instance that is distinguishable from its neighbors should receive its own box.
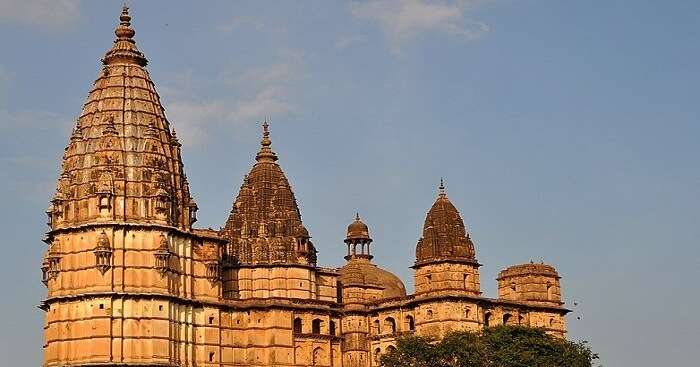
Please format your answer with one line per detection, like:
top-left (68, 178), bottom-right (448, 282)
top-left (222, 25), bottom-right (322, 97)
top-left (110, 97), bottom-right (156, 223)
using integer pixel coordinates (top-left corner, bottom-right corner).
top-left (312, 318), bottom-right (323, 335)
top-left (373, 348), bottom-right (381, 364)
top-left (384, 317), bottom-right (396, 334)
top-left (293, 317), bottom-right (303, 334)
top-left (312, 347), bottom-right (324, 366)
top-left (549, 318), bottom-right (555, 327)
top-left (208, 352), bottom-right (215, 362)
top-left (518, 314), bottom-right (525, 325)
top-left (329, 321), bottom-right (336, 336)
top-left (387, 345), bottom-right (397, 353)
top-left (426, 309), bottom-right (433, 319)
top-left (484, 312), bottom-right (492, 327)
top-left (405, 315), bottom-right (415, 331)
top-left (464, 273), bottom-right (469, 289)
top-left (372, 319), bottom-right (380, 334)
top-left (503, 313), bottom-right (512, 325)
top-left (465, 308), bottom-right (471, 319)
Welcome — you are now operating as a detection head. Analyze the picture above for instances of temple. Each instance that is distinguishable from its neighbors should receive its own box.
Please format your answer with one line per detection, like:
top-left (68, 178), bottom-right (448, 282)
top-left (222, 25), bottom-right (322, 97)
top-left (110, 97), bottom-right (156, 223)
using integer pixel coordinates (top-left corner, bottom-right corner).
top-left (40, 7), bottom-right (569, 367)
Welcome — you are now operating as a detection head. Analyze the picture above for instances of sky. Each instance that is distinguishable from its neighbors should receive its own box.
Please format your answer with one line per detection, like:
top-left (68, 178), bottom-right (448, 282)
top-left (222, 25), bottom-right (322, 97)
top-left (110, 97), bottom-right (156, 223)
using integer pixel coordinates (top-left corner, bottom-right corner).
top-left (0, 0), bottom-right (698, 365)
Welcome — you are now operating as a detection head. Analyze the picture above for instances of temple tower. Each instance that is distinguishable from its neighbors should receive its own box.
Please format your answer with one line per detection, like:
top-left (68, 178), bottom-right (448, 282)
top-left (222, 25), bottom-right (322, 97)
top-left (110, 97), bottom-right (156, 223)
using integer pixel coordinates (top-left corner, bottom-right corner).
top-left (413, 180), bottom-right (481, 297)
top-left (412, 181), bottom-right (482, 337)
top-left (41, 7), bottom-right (223, 367)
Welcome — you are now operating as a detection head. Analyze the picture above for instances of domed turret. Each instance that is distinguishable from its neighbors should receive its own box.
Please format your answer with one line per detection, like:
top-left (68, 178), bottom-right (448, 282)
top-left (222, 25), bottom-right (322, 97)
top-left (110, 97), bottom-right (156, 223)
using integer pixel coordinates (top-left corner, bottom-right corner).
top-left (413, 180), bottom-right (481, 296)
top-left (497, 262), bottom-right (563, 305)
top-left (415, 180), bottom-right (477, 265)
top-left (344, 213), bottom-right (373, 260)
top-left (346, 213), bottom-right (370, 241)
top-left (339, 214), bottom-right (406, 303)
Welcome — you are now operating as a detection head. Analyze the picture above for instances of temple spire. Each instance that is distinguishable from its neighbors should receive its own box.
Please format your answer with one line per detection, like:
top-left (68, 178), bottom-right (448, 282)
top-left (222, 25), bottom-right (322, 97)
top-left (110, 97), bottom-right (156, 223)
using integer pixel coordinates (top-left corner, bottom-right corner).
top-left (255, 119), bottom-right (278, 162)
top-left (103, 5), bottom-right (148, 66)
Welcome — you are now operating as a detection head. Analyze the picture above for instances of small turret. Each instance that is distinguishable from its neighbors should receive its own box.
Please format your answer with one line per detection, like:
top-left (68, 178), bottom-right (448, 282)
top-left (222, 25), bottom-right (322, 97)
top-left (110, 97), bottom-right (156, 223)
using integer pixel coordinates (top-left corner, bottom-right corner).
top-left (497, 262), bottom-right (563, 305)
top-left (344, 213), bottom-right (373, 260)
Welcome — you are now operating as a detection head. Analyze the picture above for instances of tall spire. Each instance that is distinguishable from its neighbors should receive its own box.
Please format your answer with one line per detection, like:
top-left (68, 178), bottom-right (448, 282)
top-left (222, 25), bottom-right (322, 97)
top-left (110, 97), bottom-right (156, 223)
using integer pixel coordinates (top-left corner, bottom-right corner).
top-left (255, 120), bottom-right (278, 162)
top-left (103, 5), bottom-right (148, 66)
top-left (47, 4), bottom-right (197, 231)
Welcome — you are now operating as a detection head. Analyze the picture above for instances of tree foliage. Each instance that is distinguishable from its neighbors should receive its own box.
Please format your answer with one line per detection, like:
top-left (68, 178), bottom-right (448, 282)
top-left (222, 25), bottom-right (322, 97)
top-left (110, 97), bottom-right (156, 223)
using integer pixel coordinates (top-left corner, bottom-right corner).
top-left (380, 326), bottom-right (598, 367)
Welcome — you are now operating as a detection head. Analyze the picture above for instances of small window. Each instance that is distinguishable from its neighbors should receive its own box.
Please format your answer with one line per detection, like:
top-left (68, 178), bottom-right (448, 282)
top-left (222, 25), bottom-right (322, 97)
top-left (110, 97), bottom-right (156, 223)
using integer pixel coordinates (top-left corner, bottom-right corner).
top-left (99, 303), bottom-right (104, 310)
top-left (293, 318), bottom-right (302, 334)
top-left (208, 352), bottom-right (215, 362)
top-left (312, 319), bottom-right (323, 335)
top-left (158, 305), bottom-right (163, 311)
top-left (208, 316), bottom-right (215, 325)
top-left (329, 321), bottom-right (336, 336)
top-left (503, 313), bottom-right (512, 325)
top-left (405, 315), bottom-right (415, 331)
top-left (484, 312), bottom-right (492, 327)
top-left (426, 309), bottom-right (433, 319)
top-left (426, 275), bottom-right (432, 284)
top-left (465, 308), bottom-right (470, 319)
top-left (384, 317), bottom-right (396, 334)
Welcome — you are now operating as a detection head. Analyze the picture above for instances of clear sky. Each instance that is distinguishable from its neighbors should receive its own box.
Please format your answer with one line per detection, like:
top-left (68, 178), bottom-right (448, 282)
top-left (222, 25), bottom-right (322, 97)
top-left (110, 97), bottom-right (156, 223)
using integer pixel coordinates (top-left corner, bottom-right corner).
top-left (1, 1), bottom-right (698, 366)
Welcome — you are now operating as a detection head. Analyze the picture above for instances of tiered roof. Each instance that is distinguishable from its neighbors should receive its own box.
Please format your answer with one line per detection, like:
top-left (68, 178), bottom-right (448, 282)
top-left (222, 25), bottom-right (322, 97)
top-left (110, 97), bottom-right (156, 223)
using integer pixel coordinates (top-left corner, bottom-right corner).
top-left (415, 180), bottom-right (477, 265)
top-left (221, 122), bottom-right (315, 265)
top-left (47, 6), bottom-right (196, 231)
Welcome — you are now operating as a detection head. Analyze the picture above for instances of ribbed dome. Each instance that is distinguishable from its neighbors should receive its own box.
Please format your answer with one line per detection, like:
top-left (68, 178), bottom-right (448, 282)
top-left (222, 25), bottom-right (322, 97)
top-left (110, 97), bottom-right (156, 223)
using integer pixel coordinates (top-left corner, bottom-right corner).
top-left (346, 213), bottom-right (371, 242)
top-left (46, 6), bottom-right (196, 231)
top-left (221, 122), bottom-right (316, 265)
top-left (415, 181), bottom-right (476, 265)
top-left (339, 258), bottom-right (406, 299)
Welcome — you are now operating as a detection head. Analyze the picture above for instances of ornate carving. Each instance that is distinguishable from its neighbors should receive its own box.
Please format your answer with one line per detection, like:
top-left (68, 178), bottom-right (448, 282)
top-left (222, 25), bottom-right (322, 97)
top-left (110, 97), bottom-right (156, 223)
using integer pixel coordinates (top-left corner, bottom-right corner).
top-left (154, 233), bottom-right (171, 276)
top-left (415, 180), bottom-right (477, 264)
top-left (221, 122), bottom-right (312, 266)
top-left (94, 231), bottom-right (112, 274)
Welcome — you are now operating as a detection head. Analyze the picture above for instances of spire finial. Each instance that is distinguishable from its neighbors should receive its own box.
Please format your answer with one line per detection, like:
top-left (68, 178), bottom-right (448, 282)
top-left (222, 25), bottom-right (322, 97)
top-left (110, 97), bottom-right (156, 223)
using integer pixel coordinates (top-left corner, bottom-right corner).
top-left (103, 4), bottom-right (148, 66)
top-left (439, 177), bottom-right (446, 197)
top-left (355, 212), bottom-right (361, 221)
top-left (256, 119), bottom-right (278, 162)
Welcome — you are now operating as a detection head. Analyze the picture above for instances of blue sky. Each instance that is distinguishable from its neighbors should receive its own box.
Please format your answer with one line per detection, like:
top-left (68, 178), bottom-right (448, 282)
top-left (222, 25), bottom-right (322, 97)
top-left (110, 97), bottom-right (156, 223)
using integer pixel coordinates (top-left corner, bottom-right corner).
top-left (1, 1), bottom-right (699, 365)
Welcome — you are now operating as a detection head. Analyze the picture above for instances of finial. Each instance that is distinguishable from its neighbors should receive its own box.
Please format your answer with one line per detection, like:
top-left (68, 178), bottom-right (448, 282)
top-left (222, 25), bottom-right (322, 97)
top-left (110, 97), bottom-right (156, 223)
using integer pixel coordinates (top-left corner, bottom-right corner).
top-left (438, 177), bottom-right (446, 196)
top-left (103, 4), bottom-right (148, 66)
top-left (355, 212), bottom-right (361, 221)
top-left (255, 119), bottom-right (278, 162)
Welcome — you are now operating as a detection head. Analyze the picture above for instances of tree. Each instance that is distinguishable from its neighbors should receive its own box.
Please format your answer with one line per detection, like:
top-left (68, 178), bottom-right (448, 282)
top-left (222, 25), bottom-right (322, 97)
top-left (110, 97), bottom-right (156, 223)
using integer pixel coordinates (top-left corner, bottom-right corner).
top-left (380, 326), bottom-right (598, 367)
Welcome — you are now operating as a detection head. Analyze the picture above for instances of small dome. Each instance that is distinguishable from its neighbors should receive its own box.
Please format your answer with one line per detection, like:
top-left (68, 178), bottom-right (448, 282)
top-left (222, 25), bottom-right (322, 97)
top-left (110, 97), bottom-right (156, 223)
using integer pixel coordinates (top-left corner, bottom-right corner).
top-left (415, 181), bottom-right (477, 265)
top-left (346, 213), bottom-right (371, 242)
top-left (339, 258), bottom-right (406, 299)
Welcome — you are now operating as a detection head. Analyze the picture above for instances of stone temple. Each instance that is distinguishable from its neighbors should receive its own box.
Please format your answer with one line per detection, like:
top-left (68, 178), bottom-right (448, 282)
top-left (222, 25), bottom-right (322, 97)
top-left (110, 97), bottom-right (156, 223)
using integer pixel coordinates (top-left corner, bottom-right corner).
top-left (40, 7), bottom-right (569, 367)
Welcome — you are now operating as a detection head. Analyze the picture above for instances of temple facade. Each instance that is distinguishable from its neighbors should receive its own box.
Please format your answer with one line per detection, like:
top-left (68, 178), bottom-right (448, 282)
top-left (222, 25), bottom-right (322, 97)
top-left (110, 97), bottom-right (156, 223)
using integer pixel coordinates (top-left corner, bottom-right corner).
top-left (40, 7), bottom-right (569, 367)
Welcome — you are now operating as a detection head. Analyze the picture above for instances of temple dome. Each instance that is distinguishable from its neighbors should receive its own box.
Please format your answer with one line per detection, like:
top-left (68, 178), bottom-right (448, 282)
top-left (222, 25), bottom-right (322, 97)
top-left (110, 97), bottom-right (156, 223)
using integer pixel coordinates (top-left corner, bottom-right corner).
top-left (46, 6), bottom-right (196, 231)
top-left (339, 258), bottom-right (406, 299)
top-left (346, 213), bottom-right (371, 242)
top-left (221, 122), bottom-right (316, 265)
top-left (415, 180), bottom-right (477, 265)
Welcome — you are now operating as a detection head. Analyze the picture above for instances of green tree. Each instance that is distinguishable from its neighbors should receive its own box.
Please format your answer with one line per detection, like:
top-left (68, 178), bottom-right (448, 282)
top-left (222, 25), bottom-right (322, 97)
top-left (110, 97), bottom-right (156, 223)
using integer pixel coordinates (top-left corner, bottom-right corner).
top-left (380, 326), bottom-right (598, 367)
